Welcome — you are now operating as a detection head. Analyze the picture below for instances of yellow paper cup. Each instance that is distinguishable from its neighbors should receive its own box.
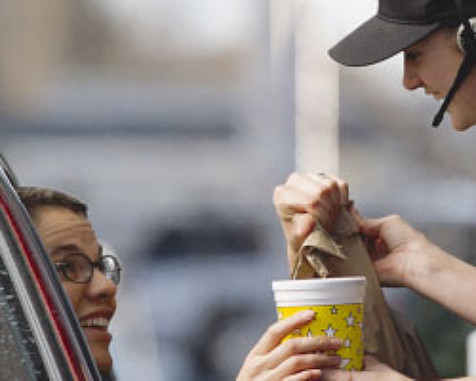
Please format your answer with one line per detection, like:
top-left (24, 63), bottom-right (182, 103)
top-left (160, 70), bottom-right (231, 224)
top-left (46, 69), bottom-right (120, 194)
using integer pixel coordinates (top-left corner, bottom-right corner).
top-left (272, 277), bottom-right (366, 371)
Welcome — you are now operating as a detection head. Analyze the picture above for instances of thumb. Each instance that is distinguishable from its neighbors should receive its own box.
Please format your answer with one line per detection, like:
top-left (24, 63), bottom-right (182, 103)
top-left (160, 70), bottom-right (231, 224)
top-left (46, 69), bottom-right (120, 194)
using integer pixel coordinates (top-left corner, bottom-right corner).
top-left (358, 216), bottom-right (392, 239)
top-left (348, 202), bottom-right (364, 223)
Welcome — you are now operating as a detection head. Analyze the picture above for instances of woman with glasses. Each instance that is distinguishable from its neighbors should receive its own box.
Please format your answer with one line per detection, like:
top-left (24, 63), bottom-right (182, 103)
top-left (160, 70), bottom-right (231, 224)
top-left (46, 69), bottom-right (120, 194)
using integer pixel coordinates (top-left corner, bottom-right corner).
top-left (18, 187), bottom-right (121, 378)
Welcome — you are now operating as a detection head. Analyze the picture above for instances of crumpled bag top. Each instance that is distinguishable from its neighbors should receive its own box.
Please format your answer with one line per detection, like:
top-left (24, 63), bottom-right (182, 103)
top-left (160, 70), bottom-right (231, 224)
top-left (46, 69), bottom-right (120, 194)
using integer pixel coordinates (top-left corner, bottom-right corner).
top-left (291, 206), bottom-right (438, 379)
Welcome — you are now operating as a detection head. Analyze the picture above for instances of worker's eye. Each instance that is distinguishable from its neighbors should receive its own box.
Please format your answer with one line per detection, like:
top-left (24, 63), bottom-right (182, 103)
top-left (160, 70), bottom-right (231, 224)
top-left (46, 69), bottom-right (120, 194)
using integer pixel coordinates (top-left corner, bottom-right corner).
top-left (405, 51), bottom-right (421, 62)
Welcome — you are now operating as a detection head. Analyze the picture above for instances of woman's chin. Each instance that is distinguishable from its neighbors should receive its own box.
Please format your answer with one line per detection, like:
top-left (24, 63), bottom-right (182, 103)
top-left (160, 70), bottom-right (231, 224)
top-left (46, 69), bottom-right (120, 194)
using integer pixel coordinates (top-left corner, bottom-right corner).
top-left (93, 350), bottom-right (113, 373)
top-left (87, 337), bottom-right (113, 372)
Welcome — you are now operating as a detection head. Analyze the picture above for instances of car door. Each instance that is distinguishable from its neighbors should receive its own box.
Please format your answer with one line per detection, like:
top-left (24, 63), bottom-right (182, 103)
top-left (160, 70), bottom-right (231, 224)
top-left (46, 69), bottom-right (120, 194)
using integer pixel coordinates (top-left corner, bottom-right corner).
top-left (0, 167), bottom-right (101, 380)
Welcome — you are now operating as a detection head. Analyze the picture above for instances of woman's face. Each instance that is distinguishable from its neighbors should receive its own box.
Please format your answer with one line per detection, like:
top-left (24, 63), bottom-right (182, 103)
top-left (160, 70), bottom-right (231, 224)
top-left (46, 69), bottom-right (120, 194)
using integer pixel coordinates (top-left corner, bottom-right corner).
top-left (403, 27), bottom-right (476, 130)
top-left (33, 206), bottom-right (117, 372)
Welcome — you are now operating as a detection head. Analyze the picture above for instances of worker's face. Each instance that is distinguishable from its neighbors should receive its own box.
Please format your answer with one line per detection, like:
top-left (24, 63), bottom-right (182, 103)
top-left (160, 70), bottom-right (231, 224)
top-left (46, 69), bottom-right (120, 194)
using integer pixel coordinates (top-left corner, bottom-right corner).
top-left (403, 27), bottom-right (476, 130)
top-left (33, 206), bottom-right (117, 372)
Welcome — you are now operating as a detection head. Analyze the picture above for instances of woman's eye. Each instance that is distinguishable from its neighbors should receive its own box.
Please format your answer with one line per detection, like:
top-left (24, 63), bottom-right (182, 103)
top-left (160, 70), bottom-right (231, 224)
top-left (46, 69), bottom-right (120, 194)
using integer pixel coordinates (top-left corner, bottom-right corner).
top-left (57, 262), bottom-right (70, 271)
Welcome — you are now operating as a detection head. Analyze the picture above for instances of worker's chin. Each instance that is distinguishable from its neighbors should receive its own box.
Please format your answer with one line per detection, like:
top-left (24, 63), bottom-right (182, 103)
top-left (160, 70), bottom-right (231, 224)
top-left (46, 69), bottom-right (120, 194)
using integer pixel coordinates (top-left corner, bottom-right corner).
top-left (448, 109), bottom-right (473, 131)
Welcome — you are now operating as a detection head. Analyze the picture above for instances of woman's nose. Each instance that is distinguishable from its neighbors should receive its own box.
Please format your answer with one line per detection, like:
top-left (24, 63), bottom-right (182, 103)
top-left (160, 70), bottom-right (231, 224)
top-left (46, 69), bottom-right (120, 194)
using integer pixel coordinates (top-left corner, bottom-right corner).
top-left (89, 268), bottom-right (117, 300)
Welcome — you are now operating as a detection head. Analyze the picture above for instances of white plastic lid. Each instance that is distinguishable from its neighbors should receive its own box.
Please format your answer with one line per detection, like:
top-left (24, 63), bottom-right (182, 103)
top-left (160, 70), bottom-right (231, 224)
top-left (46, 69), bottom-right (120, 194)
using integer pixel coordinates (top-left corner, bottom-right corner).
top-left (272, 277), bottom-right (366, 306)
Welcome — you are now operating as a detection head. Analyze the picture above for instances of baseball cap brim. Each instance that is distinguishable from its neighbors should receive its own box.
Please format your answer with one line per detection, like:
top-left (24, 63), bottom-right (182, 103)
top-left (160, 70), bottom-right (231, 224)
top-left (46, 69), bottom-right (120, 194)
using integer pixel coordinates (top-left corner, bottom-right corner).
top-left (328, 15), bottom-right (441, 66)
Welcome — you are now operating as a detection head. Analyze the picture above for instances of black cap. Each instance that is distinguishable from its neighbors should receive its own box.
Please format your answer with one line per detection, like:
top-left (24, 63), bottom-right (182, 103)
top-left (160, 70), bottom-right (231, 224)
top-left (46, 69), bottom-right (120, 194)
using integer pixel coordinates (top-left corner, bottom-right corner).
top-left (329, 0), bottom-right (476, 66)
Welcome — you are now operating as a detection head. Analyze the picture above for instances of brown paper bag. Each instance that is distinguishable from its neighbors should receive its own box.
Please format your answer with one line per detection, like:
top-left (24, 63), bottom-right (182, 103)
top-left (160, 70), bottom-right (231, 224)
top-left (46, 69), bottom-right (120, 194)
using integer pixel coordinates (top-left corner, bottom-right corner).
top-left (292, 207), bottom-right (438, 379)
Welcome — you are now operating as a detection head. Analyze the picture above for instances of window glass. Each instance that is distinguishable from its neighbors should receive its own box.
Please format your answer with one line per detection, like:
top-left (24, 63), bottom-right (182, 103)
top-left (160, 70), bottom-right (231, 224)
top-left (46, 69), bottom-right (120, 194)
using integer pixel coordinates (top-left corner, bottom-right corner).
top-left (0, 218), bottom-right (48, 380)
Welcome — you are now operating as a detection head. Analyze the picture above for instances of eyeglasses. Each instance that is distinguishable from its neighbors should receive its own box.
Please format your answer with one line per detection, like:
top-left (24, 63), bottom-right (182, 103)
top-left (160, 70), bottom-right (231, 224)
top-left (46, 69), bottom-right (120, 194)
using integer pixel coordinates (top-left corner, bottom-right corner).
top-left (55, 251), bottom-right (122, 285)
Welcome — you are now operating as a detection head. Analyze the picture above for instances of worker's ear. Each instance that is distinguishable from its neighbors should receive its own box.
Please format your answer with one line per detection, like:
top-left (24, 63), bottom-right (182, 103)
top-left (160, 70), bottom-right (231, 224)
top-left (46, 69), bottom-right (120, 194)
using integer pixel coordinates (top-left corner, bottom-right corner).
top-left (456, 17), bottom-right (476, 55)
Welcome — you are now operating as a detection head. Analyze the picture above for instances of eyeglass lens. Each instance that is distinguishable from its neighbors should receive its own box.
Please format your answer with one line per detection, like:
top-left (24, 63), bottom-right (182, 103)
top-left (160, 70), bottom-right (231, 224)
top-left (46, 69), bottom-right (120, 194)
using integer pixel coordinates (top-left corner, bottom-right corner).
top-left (57, 253), bottom-right (121, 285)
top-left (63, 254), bottom-right (92, 283)
top-left (100, 256), bottom-right (121, 285)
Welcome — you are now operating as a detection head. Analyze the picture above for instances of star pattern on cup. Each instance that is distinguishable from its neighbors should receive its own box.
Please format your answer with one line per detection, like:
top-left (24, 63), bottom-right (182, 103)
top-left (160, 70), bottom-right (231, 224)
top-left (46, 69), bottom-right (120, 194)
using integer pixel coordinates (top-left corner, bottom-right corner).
top-left (345, 312), bottom-right (355, 327)
top-left (343, 336), bottom-right (352, 348)
top-left (339, 358), bottom-right (351, 369)
top-left (322, 324), bottom-right (337, 337)
top-left (277, 303), bottom-right (364, 371)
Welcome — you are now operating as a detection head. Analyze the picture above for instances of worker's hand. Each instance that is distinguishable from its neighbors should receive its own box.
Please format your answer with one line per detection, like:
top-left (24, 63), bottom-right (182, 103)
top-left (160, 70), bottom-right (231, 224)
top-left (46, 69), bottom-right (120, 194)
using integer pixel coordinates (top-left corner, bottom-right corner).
top-left (273, 173), bottom-right (349, 272)
top-left (356, 214), bottom-right (435, 288)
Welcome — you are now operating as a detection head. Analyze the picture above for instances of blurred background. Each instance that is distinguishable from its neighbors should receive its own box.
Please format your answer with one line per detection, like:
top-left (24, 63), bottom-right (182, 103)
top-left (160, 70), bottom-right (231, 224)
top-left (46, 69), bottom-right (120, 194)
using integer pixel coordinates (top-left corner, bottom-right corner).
top-left (0, 0), bottom-right (475, 379)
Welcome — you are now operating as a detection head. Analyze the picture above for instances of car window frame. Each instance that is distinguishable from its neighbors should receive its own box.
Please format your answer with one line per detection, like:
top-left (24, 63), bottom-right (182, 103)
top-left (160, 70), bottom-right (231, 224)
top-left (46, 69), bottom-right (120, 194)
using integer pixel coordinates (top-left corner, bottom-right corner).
top-left (0, 168), bottom-right (101, 380)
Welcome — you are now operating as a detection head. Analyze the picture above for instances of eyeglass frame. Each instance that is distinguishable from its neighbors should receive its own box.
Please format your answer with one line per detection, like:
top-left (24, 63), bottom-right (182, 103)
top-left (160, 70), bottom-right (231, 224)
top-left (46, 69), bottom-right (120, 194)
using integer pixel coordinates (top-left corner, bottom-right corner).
top-left (54, 248), bottom-right (122, 286)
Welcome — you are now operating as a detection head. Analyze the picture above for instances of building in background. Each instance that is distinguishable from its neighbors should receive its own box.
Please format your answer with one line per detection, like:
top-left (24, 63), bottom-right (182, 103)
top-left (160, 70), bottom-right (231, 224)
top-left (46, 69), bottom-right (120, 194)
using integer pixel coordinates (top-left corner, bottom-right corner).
top-left (1, 1), bottom-right (292, 379)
